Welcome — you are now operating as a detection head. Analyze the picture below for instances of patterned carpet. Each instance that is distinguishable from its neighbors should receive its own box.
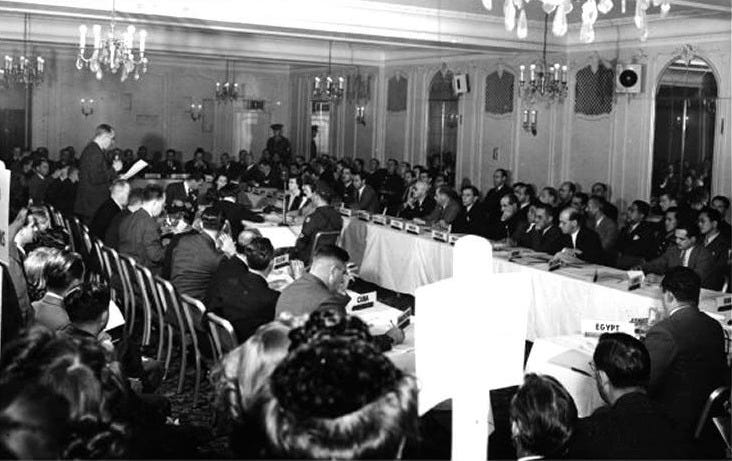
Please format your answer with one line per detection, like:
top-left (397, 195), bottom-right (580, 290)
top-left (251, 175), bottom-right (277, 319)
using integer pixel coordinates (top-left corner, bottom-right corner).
top-left (148, 277), bottom-right (524, 459)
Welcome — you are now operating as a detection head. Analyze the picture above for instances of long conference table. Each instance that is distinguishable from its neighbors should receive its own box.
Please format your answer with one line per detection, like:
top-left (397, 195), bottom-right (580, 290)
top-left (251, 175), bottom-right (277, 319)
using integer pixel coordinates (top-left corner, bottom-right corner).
top-left (250, 216), bottom-right (730, 341)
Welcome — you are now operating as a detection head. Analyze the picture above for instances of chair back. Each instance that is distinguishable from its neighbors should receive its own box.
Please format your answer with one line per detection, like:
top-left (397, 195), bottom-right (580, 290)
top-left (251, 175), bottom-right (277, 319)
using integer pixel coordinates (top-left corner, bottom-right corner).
top-left (205, 312), bottom-right (238, 362)
top-left (116, 254), bottom-right (139, 335)
top-left (310, 230), bottom-right (341, 262)
top-left (695, 385), bottom-right (731, 441)
top-left (154, 275), bottom-right (187, 332)
top-left (133, 263), bottom-right (165, 347)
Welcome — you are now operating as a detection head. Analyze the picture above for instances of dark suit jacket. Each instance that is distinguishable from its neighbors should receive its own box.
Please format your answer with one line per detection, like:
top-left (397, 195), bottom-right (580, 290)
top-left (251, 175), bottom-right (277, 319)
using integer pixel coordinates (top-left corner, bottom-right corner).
top-left (294, 206), bottom-right (343, 264)
top-left (533, 225), bottom-right (564, 255)
top-left (118, 208), bottom-right (165, 273)
top-left (642, 245), bottom-right (716, 289)
top-left (399, 196), bottom-right (436, 220)
top-left (74, 142), bottom-right (117, 219)
top-left (28, 174), bottom-right (50, 205)
top-left (482, 184), bottom-right (510, 223)
top-left (703, 234), bottom-right (730, 291)
top-left (589, 215), bottom-right (619, 253)
top-left (425, 199), bottom-right (460, 225)
top-left (512, 221), bottom-right (536, 248)
top-left (645, 307), bottom-right (727, 435)
top-left (165, 182), bottom-right (198, 207)
top-left (214, 200), bottom-right (264, 239)
top-left (171, 232), bottom-right (225, 303)
top-left (90, 198), bottom-right (123, 241)
top-left (259, 171), bottom-right (283, 189)
top-left (46, 178), bottom-right (77, 216)
top-left (275, 273), bottom-right (349, 317)
top-left (559, 227), bottom-right (604, 264)
top-left (617, 221), bottom-right (656, 262)
top-left (206, 257), bottom-right (278, 343)
top-left (351, 185), bottom-right (379, 213)
top-left (487, 213), bottom-right (525, 241)
top-left (569, 392), bottom-right (692, 459)
top-left (104, 209), bottom-right (130, 250)
top-left (452, 203), bottom-right (486, 236)
top-left (240, 164), bottom-right (261, 184)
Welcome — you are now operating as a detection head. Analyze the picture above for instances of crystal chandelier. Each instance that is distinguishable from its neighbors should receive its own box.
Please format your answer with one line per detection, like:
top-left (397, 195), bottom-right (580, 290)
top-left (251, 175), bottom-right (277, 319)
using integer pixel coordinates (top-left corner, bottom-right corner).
top-left (1, 14), bottom-right (45, 88)
top-left (215, 60), bottom-right (239, 103)
top-left (76, 0), bottom-right (148, 81)
top-left (312, 41), bottom-right (345, 102)
top-left (484, 0), bottom-right (671, 43)
top-left (518, 14), bottom-right (568, 105)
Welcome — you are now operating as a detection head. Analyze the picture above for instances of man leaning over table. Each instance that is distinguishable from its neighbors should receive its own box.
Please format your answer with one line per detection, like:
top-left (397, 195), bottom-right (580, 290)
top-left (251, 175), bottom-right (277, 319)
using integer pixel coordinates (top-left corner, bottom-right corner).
top-left (643, 267), bottom-right (727, 453)
top-left (293, 181), bottom-right (343, 265)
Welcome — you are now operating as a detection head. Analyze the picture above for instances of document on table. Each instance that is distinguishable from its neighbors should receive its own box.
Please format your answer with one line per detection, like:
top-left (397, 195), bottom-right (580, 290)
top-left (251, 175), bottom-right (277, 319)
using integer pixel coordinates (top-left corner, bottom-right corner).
top-left (548, 348), bottom-right (594, 377)
top-left (105, 300), bottom-right (126, 331)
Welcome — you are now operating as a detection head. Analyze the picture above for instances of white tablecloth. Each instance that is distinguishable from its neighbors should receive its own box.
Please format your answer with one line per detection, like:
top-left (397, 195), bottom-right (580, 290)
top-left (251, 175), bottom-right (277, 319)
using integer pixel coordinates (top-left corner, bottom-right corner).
top-left (354, 221), bottom-right (728, 340)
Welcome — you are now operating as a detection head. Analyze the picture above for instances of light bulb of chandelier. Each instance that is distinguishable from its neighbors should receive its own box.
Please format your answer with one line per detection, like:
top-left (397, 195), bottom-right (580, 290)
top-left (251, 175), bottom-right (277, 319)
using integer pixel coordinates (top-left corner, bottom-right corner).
top-left (504, 0), bottom-right (516, 31)
top-left (482, 0), bottom-right (493, 10)
top-left (542, 3), bottom-right (557, 13)
top-left (552, 7), bottom-right (568, 36)
top-left (517, 9), bottom-right (528, 39)
top-left (660, 0), bottom-right (670, 16)
top-left (96, 69), bottom-right (103, 80)
top-left (597, 0), bottom-right (613, 14)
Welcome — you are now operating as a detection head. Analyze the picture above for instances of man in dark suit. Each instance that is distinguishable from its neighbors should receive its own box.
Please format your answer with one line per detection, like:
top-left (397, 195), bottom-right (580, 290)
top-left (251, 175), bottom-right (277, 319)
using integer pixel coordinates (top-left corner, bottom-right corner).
top-left (349, 171), bottom-right (379, 213)
top-left (587, 196), bottom-right (619, 265)
top-left (206, 237), bottom-right (278, 343)
top-left (642, 221), bottom-right (716, 289)
top-left (698, 207), bottom-right (731, 291)
top-left (216, 152), bottom-right (240, 179)
top-left (556, 181), bottom-right (576, 211)
top-left (276, 244), bottom-right (351, 317)
top-left (184, 148), bottom-right (212, 176)
top-left (90, 179), bottom-right (129, 241)
top-left (171, 207), bottom-right (236, 302)
top-left (616, 200), bottom-right (656, 268)
top-left (591, 182), bottom-right (619, 222)
top-left (157, 149), bottom-right (183, 176)
top-left (257, 160), bottom-right (283, 189)
top-left (513, 182), bottom-right (535, 223)
top-left (73, 124), bottom-right (123, 223)
top-left (27, 158), bottom-right (50, 205)
top-left (118, 185), bottom-right (167, 274)
top-left (452, 185), bottom-right (486, 236)
top-left (570, 332), bottom-right (692, 459)
top-left (644, 267), bottom-right (727, 439)
top-left (214, 183), bottom-right (264, 239)
top-left (530, 203), bottom-right (564, 254)
top-left (165, 173), bottom-right (204, 219)
top-left (482, 168), bottom-right (511, 225)
top-left (238, 151), bottom-right (260, 185)
top-left (554, 207), bottom-right (604, 264)
top-left (710, 195), bottom-right (731, 239)
top-left (425, 186), bottom-right (460, 228)
top-left (105, 187), bottom-right (143, 250)
top-left (487, 193), bottom-right (526, 241)
top-left (294, 182), bottom-right (343, 264)
top-left (399, 181), bottom-right (435, 220)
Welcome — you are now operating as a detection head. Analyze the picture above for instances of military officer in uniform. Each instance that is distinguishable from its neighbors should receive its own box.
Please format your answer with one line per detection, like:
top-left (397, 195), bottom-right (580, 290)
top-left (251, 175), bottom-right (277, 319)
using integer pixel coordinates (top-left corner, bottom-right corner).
top-left (294, 181), bottom-right (342, 265)
top-left (266, 123), bottom-right (292, 165)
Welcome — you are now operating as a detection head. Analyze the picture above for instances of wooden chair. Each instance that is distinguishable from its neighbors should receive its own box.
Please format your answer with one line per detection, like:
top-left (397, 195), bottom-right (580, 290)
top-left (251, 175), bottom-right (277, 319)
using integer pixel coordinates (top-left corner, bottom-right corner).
top-left (205, 312), bottom-right (238, 363)
top-left (310, 230), bottom-right (341, 262)
top-left (179, 294), bottom-right (207, 407)
top-left (132, 263), bottom-right (165, 358)
top-left (102, 246), bottom-right (133, 334)
top-left (695, 385), bottom-right (731, 452)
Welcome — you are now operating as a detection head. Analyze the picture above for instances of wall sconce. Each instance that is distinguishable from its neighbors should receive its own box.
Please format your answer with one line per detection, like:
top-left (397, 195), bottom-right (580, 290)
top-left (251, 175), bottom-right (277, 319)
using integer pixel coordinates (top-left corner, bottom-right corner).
top-left (189, 101), bottom-right (203, 121)
top-left (80, 98), bottom-right (95, 117)
top-left (522, 108), bottom-right (537, 136)
top-left (355, 105), bottom-right (366, 125)
top-left (446, 112), bottom-right (460, 128)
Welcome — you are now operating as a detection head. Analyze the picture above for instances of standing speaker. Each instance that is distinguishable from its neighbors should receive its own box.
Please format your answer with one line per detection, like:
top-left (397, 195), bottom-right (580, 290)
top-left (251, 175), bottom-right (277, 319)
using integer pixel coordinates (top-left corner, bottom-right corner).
top-left (616, 64), bottom-right (642, 93)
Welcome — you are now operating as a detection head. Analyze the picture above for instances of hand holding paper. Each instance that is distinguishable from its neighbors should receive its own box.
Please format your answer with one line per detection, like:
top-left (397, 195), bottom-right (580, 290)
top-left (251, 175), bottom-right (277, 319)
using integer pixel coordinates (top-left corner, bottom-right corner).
top-left (120, 159), bottom-right (149, 180)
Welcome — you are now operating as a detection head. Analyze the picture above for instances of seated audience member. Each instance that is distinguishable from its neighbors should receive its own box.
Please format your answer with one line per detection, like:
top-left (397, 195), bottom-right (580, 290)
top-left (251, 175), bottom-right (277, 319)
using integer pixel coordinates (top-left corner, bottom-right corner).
top-left (377, 159), bottom-right (405, 214)
top-left (399, 180), bottom-right (436, 220)
top-left (539, 186), bottom-right (559, 207)
top-left (570, 332), bottom-right (692, 459)
top-left (293, 182), bottom-right (343, 264)
top-left (0, 381), bottom-right (71, 459)
top-left (659, 191), bottom-right (679, 213)
top-left (710, 195), bottom-right (731, 238)
top-left (554, 207), bottom-right (604, 264)
top-left (644, 267), bottom-right (727, 438)
top-left (557, 181), bottom-right (576, 210)
top-left (105, 187), bottom-right (143, 250)
top-left (90, 179), bottom-right (130, 241)
top-left (512, 204), bottom-right (537, 248)
top-left (586, 196), bottom-right (619, 260)
top-left (571, 192), bottom-right (589, 214)
top-left (33, 250), bottom-right (84, 331)
top-left (335, 166), bottom-right (355, 205)
top-left (514, 182), bottom-right (535, 222)
top-left (171, 207), bottom-right (236, 302)
top-left (510, 373), bottom-right (577, 460)
top-left (349, 171), bottom-right (379, 213)
top-left (483, 168), bottom-right (511, 223)
top-left (118, 185), bottom-right (167, 274)
top-left (487, 193), bottom-right (525, 241)
top-left (27, 158), bottom-right (50, 204)
top-left (616, 200), bottom-right (656, 268)
top-left (654, 206), bottom-right (681, 258)
top-left (24, 207), bottom-right (68, 253)
top-left (207, 237), bottom-right (278, 343)
top-left (276, 245), bottom-right (351, 317)
top-left (158, 149), bottom-right (183, 176)
top-left (285, 176), bottom-right (308, 214)
top-left (184, 148), bottom-right (212, 175)
top-left (215, 183), bottom-right (264, 239)
top-left (262, 335), bottom-right (418, 459)
top-left (7, 209), bottom-right (32, 322)
top-left (211, 321), bottom-right (292, 459)
top-left (641, 220), bottom-right (715, 289)
top-left (239, 152), bottom-right (260, 185)
top-left (452, 185), bottom-right (486, 235)
top-left (204, 173), bottom-right (230, 205)
top-left (697, 207), bottom-right (730, 291)
top-left (257, 160), bottom-right (283, 189)
top-left (529, 204), bottom-right (564, 255)
top-left (23, 246), bottom-right (60, 302)
top-left (425, 186), bottom-right (460, 228)
top-left (217, 152), bottom-right (240, 179)
top-left (45, 165), bottom-right (79, 216)
top-left (164, 172), bottom-right (203, 218)
top-left (590, 182), bottom-right (618, 221)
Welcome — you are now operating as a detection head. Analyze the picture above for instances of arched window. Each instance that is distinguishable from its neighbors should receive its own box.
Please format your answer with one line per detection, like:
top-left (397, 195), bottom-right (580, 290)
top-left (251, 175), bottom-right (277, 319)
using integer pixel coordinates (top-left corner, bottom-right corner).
top-left (427, 70), bottom-right (458, 179)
